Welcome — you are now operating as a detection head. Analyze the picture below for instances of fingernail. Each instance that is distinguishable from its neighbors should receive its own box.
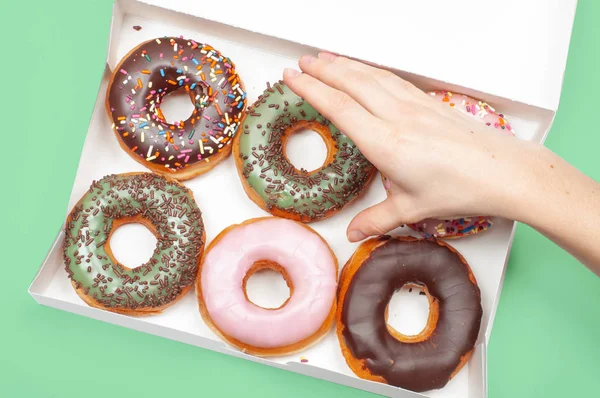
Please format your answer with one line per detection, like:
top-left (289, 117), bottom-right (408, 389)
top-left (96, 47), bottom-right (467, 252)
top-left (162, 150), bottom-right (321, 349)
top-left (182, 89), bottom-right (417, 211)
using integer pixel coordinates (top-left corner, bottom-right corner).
top-left (283, 68), bottom-right (300, 79)
top-left (300, 55), bottom-right (317, 64)
top-left (348, 230), bottom-right (367, 242)
top-left (318, 52), bottom-right (337, 61)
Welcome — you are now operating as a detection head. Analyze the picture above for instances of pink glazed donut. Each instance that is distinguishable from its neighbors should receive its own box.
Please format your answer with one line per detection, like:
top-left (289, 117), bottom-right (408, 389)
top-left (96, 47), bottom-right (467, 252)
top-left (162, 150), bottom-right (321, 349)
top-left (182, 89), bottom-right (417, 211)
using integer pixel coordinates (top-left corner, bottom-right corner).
top-left (382, 91), bottom-right (516, 239)
top-left (197, 217), bottom-right (338, 356)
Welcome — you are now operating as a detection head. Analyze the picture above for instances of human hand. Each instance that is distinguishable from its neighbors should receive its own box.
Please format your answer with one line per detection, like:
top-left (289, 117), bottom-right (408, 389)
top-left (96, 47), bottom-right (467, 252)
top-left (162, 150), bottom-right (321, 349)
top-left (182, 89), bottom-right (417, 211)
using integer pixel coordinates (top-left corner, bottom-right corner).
top-left (283, 52), bottom-right (539, 242)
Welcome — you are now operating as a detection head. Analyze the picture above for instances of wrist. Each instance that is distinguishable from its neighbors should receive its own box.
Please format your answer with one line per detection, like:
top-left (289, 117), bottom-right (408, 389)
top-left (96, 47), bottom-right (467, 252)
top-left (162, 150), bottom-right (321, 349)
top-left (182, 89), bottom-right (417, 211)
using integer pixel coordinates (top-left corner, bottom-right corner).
top-left (494, 142), bottom-right (600, 269)
top-left (489, 141), bottom-right (552, 224)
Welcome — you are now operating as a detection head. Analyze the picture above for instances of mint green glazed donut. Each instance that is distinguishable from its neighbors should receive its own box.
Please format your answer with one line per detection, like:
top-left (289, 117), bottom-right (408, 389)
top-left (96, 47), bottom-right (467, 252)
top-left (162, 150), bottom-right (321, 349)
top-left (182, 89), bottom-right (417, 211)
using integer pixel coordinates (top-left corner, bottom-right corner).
top-left (63, 173), bottom-right (205, 315)
top-left (234, 81), bottom-right (375, 223)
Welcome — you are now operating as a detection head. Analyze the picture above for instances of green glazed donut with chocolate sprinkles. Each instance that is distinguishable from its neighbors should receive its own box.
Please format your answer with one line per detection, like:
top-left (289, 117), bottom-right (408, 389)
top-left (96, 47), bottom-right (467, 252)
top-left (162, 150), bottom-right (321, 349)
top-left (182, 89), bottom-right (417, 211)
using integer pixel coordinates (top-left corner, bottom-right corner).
top-left (234, 81), bottom-right (376, 222)
top-left (63, 172), bottom-right (205, 315)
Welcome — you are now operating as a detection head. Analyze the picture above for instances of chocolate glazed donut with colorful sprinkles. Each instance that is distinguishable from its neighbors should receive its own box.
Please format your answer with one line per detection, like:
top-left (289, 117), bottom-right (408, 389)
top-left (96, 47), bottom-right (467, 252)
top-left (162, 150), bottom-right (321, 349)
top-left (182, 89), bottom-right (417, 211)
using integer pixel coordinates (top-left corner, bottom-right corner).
top-left (106, 37), bottom-right (246, 180)
top-left (63, 173), bottom-right (205, 316)
top-left (234, 81), bottom-right (376, 222)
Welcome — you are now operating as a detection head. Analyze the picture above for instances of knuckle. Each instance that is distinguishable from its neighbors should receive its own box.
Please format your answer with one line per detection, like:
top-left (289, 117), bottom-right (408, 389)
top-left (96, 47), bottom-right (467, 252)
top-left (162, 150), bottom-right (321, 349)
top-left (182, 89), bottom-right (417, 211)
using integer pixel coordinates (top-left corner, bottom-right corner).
top-left (377, 126), bottom-right (403, 150)
top-left (399, 78), bottom-right (419, 93)
top-left (394, 197), bottom-right (423, 224)
top-left (331, 92), bottom-right (353, 113)
top-left (333, 55), bottom-right (350, 65)
top-left (377, 69), bottom-right (396, 80)
top-left (341, 69), bottom-right (370, 88)
top-left (365, 218), bottom-right (389, 236)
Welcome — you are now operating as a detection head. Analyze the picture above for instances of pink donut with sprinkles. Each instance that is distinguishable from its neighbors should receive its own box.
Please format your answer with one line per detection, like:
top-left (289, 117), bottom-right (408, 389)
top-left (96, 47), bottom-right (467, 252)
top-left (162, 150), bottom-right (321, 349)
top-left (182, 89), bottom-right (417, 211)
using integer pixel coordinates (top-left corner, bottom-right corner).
top-left (106, 37), bottom-right (247, 180)
top-left (382, 91), bottom-right (515, 239)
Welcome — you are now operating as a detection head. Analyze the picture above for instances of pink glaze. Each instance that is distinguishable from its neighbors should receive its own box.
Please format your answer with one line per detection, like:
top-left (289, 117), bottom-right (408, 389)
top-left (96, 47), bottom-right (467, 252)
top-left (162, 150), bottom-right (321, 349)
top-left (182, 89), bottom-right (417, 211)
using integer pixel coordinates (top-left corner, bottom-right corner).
top-left (200, 218), bottom-right (337, 349)
top-left (383, 91), bottom-right (516, 238)
top-left (430, 91), bottom-right (515, 137)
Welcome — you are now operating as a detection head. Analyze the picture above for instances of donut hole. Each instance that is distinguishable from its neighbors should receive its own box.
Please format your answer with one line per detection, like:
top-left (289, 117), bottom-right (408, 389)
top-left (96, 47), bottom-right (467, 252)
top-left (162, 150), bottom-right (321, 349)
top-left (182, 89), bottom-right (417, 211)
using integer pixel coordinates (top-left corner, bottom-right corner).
top-left (106, 219), bottom-right (158, 270)
top-left (386, 284), bottom-right (438, 342)
top-left (284, 124), bottom-right (329, 173)
top-left (243, 261), bottom-right (292, 309)
top-left (159, 89), bottom-right (196, 125)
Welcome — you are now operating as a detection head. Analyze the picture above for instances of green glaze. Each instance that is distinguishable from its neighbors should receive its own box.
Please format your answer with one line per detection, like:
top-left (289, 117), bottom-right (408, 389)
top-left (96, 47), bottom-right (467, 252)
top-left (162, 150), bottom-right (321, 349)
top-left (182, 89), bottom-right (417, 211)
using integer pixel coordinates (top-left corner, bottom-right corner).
top-left (63, 173), bottom-right (204, 311)
top-left (238, 81), bottom-right (375, 222)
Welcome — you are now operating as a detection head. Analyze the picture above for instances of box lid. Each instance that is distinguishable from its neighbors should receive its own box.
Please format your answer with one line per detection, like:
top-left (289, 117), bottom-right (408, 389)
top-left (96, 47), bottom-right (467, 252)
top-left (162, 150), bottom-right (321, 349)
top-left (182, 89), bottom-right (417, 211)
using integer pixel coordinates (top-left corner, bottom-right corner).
top-left (138, 0), bottom-right (577, 111)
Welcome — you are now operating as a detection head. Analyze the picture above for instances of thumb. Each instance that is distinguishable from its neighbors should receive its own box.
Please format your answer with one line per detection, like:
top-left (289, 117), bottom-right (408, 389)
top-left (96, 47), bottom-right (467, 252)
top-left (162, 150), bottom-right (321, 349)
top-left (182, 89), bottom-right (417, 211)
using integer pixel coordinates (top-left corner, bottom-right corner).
top-left (347, 199), bottom-right (406, 242)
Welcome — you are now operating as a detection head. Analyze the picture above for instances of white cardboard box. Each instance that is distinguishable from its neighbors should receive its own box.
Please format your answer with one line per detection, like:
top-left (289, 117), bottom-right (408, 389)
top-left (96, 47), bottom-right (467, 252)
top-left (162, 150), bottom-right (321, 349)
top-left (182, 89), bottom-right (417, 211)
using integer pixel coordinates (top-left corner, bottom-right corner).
top-left (29, 0), bottom-right (577, 397)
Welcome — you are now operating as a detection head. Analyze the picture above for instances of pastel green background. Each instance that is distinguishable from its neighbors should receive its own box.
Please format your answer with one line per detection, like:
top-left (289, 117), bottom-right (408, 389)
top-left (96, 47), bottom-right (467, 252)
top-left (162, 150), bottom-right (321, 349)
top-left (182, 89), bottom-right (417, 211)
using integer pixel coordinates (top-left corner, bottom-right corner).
top-left (1, 0), bottom-right (599, 397)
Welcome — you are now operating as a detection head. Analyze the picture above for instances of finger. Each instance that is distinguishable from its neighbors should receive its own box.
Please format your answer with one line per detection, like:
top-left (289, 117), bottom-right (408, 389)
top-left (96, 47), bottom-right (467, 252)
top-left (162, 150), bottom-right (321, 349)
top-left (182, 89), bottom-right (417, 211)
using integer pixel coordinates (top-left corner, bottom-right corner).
top-left (317, 52), bottom-right (426, 101)
top-left (346, 198), bottom-right (406, 242)
top-left (283, 68), bottom-right (394, 162)
top-left (298, 54), bottom-right (399, 121)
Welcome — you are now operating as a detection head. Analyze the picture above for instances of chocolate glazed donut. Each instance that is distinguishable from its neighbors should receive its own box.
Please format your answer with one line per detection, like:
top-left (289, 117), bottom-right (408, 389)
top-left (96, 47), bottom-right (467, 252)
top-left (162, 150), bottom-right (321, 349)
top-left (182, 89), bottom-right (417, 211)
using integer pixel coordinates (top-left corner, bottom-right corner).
top-left (336, 236), bottom-right (483, 392)
top-left (106, 37), bottom-right (246, 180)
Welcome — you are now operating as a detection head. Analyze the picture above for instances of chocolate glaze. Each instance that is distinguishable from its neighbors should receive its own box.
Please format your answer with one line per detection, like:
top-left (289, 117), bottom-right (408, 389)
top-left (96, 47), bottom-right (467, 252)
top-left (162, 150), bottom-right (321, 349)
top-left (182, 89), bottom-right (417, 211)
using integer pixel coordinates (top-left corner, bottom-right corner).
top-left (107, 37), bottom-right (246, 172)
top-left (341, 237), bottom-right (482, 392)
